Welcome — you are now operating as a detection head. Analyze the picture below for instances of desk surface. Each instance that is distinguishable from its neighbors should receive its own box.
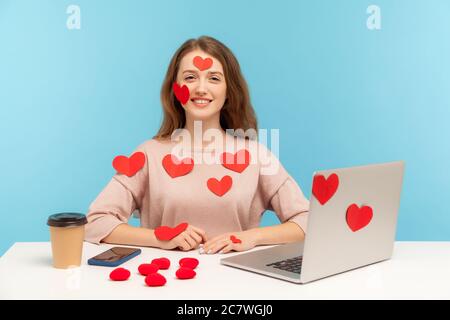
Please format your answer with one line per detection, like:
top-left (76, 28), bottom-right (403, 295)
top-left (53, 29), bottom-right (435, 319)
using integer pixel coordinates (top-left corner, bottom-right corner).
top-left (1, 241), bottom-right (449, 299)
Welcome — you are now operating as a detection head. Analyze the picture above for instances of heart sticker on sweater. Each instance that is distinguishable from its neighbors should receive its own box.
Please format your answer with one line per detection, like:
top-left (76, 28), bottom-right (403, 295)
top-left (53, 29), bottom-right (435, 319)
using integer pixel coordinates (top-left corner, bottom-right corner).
top-left (220, 149), bottom-right (251, 173)
top-left (312, 173), bottom-right (339, 205)
top-left (162, 154), bottom-right (194, 178)
top-left (173, 82), bottom-right (190, 105)
top-left (193, 56), bottom-right (213, 71)
top-left (207, 175), bottom-right (232, 196)
top-left (346, 204), bottom-right (373, 232)
top-left (112, 152), bottom-right (145, 177)
top-left (154, 222), bottom-right (188, 241)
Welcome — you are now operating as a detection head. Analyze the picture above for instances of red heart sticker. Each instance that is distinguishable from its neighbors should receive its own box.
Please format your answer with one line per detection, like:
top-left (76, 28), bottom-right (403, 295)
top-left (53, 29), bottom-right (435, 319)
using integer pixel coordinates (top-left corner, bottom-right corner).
top-left (112, 152), bottom-right (145, 177)
top-left (346, 204), bottom-right (373, 232)
top-left (230, 235), bottom-right (242, 244)
top-left (193, 56), bottom-right (213, 71)
top-left (162, 154), bottom-right (194, 178)
top-left (151, 257), bottom-right (171, 270)
top-left (176, 267), bottom-right (196, 280)
top-left (155, 223), bottom-right (188, 241)
top-left (109, 268), bottom-right (130, 281)
top-left (173, 82), bottom-right (190, 104)
top-left (179, 257), bottom-right (199, 269)
top-left (312, 173), bottom-right (339, 205)
top-left (207, 175), bottom-right (232, 197)
top-left (220, 149), bottom-right (251, 173)
top-left (138, 263), bottom-right (159, 276)
top-left (145, 273), bottom-right (167, 287)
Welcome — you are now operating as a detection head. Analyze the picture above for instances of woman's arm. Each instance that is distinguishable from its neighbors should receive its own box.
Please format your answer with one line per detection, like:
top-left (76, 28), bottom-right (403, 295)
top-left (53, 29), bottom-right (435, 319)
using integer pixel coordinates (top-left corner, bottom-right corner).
top-left (102, 223), bottom-right (208, 251)
top-left (251, 220), bottom-right (305, 246)
top-left (202, 220), bottom-right (305, 254)
top-left (102, 224), bottom-right (164, 247)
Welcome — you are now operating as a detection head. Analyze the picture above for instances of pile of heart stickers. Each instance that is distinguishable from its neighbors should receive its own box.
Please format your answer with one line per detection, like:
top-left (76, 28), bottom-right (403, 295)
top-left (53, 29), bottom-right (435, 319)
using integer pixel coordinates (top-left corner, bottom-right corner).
top-left (312, 173), bottom-right (373, 232)
top-left (109, 257), bottom-right (199, 286)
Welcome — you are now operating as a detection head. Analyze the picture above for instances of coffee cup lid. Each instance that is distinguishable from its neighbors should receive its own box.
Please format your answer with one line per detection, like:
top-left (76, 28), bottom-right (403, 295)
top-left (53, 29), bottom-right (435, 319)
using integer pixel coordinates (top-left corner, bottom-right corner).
top-left (47, 213), bottom-right (88, 227)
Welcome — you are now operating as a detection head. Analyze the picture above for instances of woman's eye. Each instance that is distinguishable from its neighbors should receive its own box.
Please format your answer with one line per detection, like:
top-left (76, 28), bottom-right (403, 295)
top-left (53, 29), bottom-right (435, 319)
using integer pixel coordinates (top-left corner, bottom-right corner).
top-left (210, 77), bottom-right (220, 81)
top-left (184, 75), bottom-right (195, 80)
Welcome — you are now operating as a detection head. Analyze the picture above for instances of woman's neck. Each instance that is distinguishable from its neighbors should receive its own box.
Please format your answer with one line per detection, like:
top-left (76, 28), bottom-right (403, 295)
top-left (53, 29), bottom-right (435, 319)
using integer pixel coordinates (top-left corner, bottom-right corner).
top-left (183, 116), bottom-right (225, 149)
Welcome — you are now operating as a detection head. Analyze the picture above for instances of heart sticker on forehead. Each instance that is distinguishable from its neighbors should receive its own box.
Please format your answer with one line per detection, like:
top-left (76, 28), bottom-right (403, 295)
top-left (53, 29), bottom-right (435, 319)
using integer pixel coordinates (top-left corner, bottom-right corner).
top-left (193, 56), bottom-right (213, 71)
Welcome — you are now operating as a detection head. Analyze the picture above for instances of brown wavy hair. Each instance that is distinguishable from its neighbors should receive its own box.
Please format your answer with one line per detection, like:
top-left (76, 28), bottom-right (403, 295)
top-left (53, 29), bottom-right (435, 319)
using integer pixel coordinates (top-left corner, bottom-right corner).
top-left (154, 36), bottom-right (257, 140)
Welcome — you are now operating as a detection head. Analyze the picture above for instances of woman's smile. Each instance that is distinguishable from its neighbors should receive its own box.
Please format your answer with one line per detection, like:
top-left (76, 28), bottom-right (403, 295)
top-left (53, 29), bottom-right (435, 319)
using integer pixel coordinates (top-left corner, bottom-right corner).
top-left (191, 97), bottom-right (213, 108)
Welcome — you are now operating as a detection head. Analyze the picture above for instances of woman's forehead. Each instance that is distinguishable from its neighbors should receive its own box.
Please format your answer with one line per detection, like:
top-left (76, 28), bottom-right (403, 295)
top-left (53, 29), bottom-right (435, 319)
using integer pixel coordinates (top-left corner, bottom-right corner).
top-left (180, 50), bottom-right (224, 72)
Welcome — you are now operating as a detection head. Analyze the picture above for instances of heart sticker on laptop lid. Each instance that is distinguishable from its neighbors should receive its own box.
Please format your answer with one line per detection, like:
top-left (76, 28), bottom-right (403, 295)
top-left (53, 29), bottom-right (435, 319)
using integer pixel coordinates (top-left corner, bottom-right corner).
top-left (312, 173), bottom-right (339, 205)
top-left (346, 204), bottom-right (373, 232)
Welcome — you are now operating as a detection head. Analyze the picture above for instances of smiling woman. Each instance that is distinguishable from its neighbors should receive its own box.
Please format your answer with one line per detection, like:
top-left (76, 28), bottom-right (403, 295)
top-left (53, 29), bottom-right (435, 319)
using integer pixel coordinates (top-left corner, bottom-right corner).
top-left (157, 36), bottom-right (257, 140)
top-left (84, 36), bottom-right (310, 255)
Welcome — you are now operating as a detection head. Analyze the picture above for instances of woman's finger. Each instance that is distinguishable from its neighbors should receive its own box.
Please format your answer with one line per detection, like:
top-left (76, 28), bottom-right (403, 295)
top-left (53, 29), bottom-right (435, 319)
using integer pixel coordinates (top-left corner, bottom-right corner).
top-left (182, 232), bottom-right (197, 249)
top-left (209, 239), bottom-right (230, 254)
top-left (188, 230), bottom-right (202, 245)
top-left (176, 239), bottom-right (191, 251)
top-left (203, 239), bottom-right (219, 253)
top-left (220, 243), bottom-right (234, 254)
top-left (190, 226), bottom-right (208, 243)
top-left (203, 235), bottom-right (226, 251)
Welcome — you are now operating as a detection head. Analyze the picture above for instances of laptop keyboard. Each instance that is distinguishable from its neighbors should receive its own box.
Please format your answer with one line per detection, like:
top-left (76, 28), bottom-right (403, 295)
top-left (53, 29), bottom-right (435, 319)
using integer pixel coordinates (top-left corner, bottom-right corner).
top-left (266, 256), bottom-right (303, 274)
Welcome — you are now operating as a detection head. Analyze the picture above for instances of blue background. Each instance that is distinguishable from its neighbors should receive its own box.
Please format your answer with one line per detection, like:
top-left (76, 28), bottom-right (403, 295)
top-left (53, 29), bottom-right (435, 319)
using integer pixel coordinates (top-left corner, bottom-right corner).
top-left (1, 0), bottom-right (449, 256)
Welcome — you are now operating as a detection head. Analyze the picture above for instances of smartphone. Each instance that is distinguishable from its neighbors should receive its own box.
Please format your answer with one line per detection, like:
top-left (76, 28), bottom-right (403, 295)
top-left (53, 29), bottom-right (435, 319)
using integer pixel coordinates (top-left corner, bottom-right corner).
top-left (87, 246), bottom-right (142, 267)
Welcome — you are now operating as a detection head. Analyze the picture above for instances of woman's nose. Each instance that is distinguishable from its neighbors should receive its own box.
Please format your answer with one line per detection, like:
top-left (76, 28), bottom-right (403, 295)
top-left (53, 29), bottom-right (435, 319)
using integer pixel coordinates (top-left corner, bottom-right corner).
top-left (194, 79), bottom-right (208, 95)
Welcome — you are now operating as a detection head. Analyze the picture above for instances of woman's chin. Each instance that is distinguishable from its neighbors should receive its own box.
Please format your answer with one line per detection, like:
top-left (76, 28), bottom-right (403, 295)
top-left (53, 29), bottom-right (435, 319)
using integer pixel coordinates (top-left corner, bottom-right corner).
top-left (186, 107), bottom-right (219, 120)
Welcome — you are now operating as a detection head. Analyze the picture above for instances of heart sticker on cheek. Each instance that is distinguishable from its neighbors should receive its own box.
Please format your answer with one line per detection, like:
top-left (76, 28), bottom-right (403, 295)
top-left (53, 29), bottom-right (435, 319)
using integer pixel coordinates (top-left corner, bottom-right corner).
top-left (172, 82), bottom-right (190, 105)
top-left (193, 56), bottom-right (213, 71)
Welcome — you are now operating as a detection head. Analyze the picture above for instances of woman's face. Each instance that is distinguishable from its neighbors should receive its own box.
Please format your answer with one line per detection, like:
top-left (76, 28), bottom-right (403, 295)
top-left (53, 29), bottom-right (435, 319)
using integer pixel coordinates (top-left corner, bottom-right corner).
top-left (176, 49), bottom-right (227, 122)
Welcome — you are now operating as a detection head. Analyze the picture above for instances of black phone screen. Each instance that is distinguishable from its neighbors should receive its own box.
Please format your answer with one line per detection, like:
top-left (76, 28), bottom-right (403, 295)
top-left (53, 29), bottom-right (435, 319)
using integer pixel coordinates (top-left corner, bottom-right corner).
top-left (91, 247), bottom-right (140, 263)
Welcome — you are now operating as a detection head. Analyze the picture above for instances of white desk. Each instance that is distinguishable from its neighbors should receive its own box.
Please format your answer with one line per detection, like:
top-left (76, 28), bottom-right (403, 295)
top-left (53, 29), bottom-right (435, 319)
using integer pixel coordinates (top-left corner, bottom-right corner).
top-left (0, 242), bottom-right (449, 299)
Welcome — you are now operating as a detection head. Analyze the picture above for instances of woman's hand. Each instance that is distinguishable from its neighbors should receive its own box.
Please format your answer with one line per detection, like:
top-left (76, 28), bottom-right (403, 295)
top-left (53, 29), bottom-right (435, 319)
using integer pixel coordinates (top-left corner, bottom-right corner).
top-left (159, 225), bottom-right (207, 251)
top-left (201, 230), bottom-right (259, 254)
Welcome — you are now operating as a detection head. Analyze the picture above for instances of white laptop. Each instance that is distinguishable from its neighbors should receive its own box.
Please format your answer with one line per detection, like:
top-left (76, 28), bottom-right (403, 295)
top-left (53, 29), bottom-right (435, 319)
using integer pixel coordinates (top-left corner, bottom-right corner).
top-left (220, 161), bottom-right (405, 284)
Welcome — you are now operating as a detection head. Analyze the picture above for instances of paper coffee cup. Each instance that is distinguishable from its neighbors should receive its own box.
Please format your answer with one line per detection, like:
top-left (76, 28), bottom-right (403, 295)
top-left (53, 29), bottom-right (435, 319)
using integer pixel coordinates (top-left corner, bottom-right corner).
top-left (47, 213), bottom-right (88, 269)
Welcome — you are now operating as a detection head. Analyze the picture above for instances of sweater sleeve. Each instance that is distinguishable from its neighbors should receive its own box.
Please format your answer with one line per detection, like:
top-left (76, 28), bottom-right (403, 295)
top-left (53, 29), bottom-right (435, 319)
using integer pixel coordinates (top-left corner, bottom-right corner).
top-left (256, 144), bottom-right (310, 234)
top-left (268, 177), bottom-right (310, 234)
top-left (84, 145), bottom-right (149, 244)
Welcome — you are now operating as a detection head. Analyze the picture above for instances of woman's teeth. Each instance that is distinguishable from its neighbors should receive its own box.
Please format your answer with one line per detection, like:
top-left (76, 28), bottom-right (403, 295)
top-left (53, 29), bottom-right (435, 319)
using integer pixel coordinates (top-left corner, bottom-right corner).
top-left (192, 99), bottom-right (211, 107)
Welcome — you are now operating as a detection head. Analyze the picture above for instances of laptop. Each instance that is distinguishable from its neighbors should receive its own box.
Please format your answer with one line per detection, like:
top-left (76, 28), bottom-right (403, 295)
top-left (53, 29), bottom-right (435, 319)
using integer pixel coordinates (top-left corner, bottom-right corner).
top-left (220, 161), bottom-right (405, 284)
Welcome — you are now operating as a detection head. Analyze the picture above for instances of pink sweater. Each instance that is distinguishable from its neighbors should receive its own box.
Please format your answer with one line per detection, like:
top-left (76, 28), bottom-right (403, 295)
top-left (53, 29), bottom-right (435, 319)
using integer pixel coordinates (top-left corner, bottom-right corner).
top-left (84, 133), bottom-right (310, 245)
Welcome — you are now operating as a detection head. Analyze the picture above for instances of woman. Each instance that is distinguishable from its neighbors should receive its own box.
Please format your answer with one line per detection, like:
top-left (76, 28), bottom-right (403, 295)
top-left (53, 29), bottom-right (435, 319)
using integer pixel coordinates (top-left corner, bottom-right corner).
top-left (85, 36), bottom-right (309, 254)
